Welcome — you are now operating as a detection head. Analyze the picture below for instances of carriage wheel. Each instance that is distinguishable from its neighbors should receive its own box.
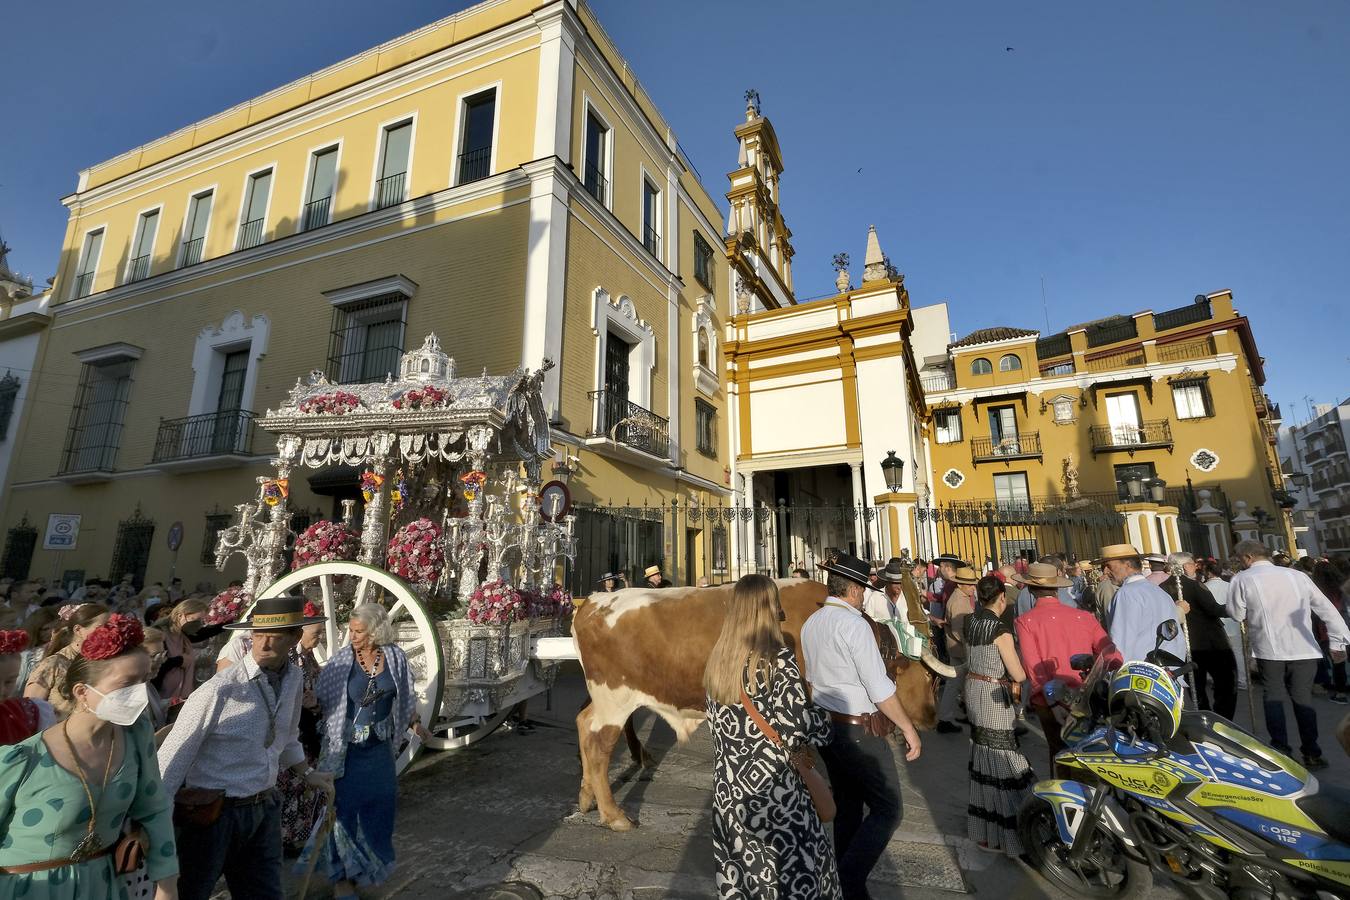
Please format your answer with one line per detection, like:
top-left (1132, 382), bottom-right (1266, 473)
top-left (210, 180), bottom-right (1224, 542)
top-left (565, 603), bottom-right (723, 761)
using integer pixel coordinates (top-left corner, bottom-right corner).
top-left (257, 562), bottom-right (444, 775)
top-left (422, 708), bottom-right (511, 751)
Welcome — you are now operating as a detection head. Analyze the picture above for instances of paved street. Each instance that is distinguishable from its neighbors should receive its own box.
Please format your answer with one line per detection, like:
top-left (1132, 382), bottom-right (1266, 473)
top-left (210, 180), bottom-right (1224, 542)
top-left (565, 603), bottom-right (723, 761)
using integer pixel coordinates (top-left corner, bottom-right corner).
top-left (268, 663), bottom-right (1350, 899)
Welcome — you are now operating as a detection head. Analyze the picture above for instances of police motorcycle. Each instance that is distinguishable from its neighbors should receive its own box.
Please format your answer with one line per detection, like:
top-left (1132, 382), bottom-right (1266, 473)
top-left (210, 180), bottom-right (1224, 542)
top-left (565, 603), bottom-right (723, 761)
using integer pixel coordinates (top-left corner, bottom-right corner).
top-left (1018, 621), bottom-right (1350, 899)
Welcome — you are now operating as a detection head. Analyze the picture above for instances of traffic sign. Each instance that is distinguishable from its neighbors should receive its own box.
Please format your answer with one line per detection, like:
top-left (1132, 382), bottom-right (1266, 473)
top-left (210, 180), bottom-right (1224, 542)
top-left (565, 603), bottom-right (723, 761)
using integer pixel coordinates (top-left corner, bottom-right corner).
top-left (167, 521), bottom-right (184, 552)
top-left (538, 480), bottom-right (572, 522)
top-left (42, 514), bottom-right (82, 551)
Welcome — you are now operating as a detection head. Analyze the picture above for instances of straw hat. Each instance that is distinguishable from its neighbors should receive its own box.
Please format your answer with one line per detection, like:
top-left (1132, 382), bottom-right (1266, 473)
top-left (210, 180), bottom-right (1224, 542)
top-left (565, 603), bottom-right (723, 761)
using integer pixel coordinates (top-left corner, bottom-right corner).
top-left (1013, 562), bottom-right (1072, 589)
top-left (947, 565), bottom-right (981, 585)
top-left (1096, 543), bottom-right (1141, 564)
top-left (224, 595), bottom-right (327, 631)
top-left (643, 565), bottom-right (662, 580)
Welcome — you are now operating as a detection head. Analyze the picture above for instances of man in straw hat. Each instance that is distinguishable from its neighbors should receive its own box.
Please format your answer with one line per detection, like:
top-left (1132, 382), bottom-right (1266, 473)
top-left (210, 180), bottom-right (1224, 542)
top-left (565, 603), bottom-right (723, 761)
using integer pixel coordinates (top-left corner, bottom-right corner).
top-left (159, 595), bottom-right (335, 900)
top-left (925, 553), bottom-right (969, 663)
top-left (865, 558), bottom-right (927, 660)
top-left (1098, 543), bottom-right (1186, 666)
top-left (803, 550), bottom-right (922, 900)
top-left (935, 565), bottom-right (981, 733)
top-left (643, 564), bottom-right (672, 589)
top-left (1014, 562), bottom-right (1121, 774)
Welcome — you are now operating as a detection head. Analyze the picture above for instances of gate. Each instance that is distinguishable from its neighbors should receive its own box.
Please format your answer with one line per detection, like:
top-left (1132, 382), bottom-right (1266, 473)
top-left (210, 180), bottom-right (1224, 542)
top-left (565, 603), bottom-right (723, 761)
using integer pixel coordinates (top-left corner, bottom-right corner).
top-left (914, 497), bottom-right (1126, 568)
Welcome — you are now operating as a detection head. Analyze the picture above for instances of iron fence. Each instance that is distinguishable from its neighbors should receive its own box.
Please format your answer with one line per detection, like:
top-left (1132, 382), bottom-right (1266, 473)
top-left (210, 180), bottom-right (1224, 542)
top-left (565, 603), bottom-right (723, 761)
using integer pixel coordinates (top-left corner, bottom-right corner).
top-left (1153, 297), bottom-right (1212, 332)
top-left (583, 163), bottom-right (608, 203)
top-left (914, 496), bottom-right (1127, 568)
top-left (1036, 333), bottom-right (1073, 360)
top-left (1085, 317), bottom-right (1138, 347)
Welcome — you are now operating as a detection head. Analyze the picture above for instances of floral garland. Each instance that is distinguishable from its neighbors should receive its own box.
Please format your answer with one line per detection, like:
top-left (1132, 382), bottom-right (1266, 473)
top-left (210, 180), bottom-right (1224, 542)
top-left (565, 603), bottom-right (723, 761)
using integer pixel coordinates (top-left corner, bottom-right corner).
top-left (81, 614), bottom-right (144, 661)
top-left (262, 478), bottom-right (289, 507)
top-left (360, 470), bottom-right (385, 502)
top-left (467, 579), bottom-right (525, 625)
top-left (206, 587), bottom-right (252, 626)
top-left (386, 518), bottom-right (444, 585)
top-left (297, 390), bottom-right (362, 415)
top-left (392, 384), bottom-right (448, 411)
top-left (390, 469), bottom-right (409, 514)
top-left (0, 630), bottom-right (30, 655)
top-left (522, 583), bottom-right (573, 618)
top-left (292, 520), bottom-right (361, 570)
top-left (460, 469), bottom-right (486, 502)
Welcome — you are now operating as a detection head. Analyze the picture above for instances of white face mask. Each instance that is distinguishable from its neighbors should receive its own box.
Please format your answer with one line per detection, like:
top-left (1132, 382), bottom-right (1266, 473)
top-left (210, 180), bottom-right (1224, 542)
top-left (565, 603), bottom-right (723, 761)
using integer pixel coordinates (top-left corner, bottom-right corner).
top-left (84, 682), bottom-right (149, 727)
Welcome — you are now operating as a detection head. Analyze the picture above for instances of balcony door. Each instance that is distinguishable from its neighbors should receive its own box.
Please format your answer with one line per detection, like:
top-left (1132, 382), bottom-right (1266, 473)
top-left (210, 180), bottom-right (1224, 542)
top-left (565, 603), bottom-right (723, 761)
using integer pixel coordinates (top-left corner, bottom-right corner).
top-left (211, 350), bottom-right (249, 454)
top-left (1105, 392), bottom-right (1142, 445)
top-left (989, 405), bottom-right (1018, 454)
top-left (993, 472), bottom-right (1030, 511)
top-left (604, 332), bottom-right (630, 436)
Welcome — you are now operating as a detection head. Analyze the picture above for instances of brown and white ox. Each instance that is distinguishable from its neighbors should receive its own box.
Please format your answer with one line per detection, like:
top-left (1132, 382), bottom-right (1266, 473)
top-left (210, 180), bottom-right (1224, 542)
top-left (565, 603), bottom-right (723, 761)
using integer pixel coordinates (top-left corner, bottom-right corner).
top-left (572, 577), bottom-right (950, 831)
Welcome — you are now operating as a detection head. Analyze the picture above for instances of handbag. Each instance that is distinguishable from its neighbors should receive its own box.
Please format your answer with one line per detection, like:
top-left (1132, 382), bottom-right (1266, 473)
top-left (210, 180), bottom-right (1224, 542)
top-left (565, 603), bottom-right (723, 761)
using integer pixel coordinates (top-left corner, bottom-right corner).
top-left (112, 824), bottom-right (148, 875)
top-left (741, 689), bottom-right (836, 823)
top-left (173, 787), bottom-right (225, 827)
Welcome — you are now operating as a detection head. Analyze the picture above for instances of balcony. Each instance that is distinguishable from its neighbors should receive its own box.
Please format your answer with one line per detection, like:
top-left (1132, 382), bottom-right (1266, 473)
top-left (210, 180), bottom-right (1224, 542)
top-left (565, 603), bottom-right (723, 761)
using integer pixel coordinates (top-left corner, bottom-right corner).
top-left (1085, 317), bottom-right (1138, 348)
top-left (1305, 447), bottom-right (1325, 465)
top-left (1152, 297), bottom-right (1212, 332)
top-left (375, 171), bottom-right (406, 210)
top-left (921, 370), bottom-right (956, 393)
top-left (1040, 360), bottom-right (1075, 377)
top-left (73, 271), bottom-right (95, 299)
top-left (1086, 346), bottom-right (1146, 373)
top-left (971, 431), bottom-right (1042, 464)
top-left (1251, 383), bottom-right (1269, 416)
top-left (180, 237), bottom-right (204, 268)
top-left (583, 163), bottom-right (608, 204)
top-left (1036, 333), bottom-right (1072, 360)
top-left (457, 146), bottom-right (491, 184)
top-left (57, 442), bottom-right (119, 483)
top-left (302, 196), bottom-right (332, 232)
top-left (1157, 337), bottom-right (1214, 363)
top-left (586, 391), bottom-right (669, 461)
top-left (643, 224), bottom-right (661, 259)
top-left (126, 254), bottom-right (151, 283)
top-left (1090, 419), bottom-right (1173, 455)
top-left (150, 410), bottom-right (257, 472)
top-left (238, 218), bottom-right (265, 250)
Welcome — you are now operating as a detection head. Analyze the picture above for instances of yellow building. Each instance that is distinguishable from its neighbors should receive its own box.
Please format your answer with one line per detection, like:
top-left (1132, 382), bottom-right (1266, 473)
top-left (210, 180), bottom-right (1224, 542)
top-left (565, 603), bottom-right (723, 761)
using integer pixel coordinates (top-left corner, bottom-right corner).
top-left (919, 290), bottom-right (1293, 563)
top-left (0, 0), bottom-right (731, 592)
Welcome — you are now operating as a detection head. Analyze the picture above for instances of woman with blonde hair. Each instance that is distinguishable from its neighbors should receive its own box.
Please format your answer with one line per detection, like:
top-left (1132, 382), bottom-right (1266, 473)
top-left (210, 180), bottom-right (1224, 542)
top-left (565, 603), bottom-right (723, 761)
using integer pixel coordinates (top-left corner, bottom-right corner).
top-left (703, 574), bottom-right (840, 899)
top-left (158, 598), bottom-right (208, 703)
top-left (24, 604), bottom-right (110, 719)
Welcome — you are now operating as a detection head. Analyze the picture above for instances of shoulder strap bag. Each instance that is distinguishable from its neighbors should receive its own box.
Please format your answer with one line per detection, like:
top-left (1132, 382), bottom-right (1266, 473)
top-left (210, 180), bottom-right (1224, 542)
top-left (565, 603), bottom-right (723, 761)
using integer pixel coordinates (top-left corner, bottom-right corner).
top-left (740, 688), bottom-right (836, 823)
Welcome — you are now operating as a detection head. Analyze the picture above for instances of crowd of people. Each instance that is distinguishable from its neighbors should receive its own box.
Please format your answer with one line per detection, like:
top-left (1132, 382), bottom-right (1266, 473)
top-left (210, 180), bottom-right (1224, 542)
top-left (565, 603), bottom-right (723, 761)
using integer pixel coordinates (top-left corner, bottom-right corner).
top-left (0, 575), bottom-right (425, 899)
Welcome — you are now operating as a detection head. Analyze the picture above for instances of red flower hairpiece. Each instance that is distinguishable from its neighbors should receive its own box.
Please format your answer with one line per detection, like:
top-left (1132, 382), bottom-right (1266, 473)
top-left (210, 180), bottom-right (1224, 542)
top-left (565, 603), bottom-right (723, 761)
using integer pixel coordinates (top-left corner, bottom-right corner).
top-left (0, 630), bottom-right (29, 655)
top-left (81, 614), bottom-right (145, 661)
top-left (303, 601), bottom-right (321, 619)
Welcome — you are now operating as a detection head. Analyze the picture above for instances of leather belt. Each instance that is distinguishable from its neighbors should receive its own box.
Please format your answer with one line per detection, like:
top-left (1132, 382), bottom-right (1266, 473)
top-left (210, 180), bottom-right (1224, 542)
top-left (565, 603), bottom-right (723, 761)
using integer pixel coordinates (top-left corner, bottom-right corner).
top-left (828, 712), bottom-right (873, 727)
top-left (967, 672), bottom-right (1009, 685)
top-left (0, 845), bottom-right (113, 875)
top-left (225, 789), bottom-right (275, 807)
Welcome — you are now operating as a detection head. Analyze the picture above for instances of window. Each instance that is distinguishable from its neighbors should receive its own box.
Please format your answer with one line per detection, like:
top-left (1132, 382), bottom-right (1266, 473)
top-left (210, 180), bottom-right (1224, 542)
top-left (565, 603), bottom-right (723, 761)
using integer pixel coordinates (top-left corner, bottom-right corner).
top-left (0, 372), bottom-right (18, 441)
top-left (642, 178), bottom-right (661, 258)
top-left (971, 357), bottom-right (993, 375)
top-left (200, 511), bottom-right (232, 565)
top-left (695, 398), bottom-right (717, 457)
top-left (109, 509), bottom-right (155, 585)
top-left (180, 190), bottom-right (213, 267)
top-left (303, 147), bottom-right (339, 231)
top-left (697, 330), bottom-right (711, 369)
top-left (127, 210), bottom-right (159, 282)
top-left (375, 120), bottom-right (412, 209)
top-left (583, 108), bottom-right (610, 204)
top-left (457, 89), bottom-right (496, 184)
top-left (62, 358), bottom-right (136, 474)
top-left (989, 405), bottom-right (1018, 446)
top-left (1052, 396), bottom-right (1076, 424)
top-left (999, 353), bottom-right (1022, 372)
top-left (73, 229), bottom-right (104, 298)
top-left (993, 472), bottom-right (1030, 510)
top-left (1172, 380), bottom-right (1213, 420)
top-left (935, 409), bottom-right (962, 443)
top-left (0, 518), bottom-right (37, 580)
top-left (327, 294), bottom-right (406, 384)
top-left (238, 169), bottom-right (272, 249)
top-left (693, 232), bottom-right (715, 291)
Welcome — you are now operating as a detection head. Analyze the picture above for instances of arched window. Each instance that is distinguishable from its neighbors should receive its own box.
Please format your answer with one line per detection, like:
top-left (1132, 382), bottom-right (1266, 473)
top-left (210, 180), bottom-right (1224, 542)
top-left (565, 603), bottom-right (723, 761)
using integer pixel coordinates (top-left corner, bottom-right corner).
top-left (999, 353), bottom-right (1022, 372)
top-left (697, 330), bottom-right (711, 368)
top-left (971, 357), bottom-right (993, 375)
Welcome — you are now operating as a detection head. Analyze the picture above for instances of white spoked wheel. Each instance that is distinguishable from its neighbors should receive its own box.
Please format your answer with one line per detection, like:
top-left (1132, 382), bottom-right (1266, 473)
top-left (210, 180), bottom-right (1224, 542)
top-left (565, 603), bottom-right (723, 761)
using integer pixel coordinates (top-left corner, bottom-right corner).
top-left (423, 708), bottom-right (512, 751)
top-left (256, 562), bottom-right (444, 776)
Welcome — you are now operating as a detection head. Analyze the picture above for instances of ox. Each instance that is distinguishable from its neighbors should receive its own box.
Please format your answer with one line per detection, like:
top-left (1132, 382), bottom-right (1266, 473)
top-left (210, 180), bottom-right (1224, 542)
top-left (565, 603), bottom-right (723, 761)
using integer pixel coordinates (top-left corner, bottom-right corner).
top-left (572, 576), bottom-right (950, 831)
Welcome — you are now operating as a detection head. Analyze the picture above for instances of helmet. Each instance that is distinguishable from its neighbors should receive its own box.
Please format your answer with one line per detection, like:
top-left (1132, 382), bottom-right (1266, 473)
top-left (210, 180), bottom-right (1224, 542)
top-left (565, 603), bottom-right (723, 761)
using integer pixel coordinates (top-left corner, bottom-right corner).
top-left (1108, 661), bottom-right (1183, 743)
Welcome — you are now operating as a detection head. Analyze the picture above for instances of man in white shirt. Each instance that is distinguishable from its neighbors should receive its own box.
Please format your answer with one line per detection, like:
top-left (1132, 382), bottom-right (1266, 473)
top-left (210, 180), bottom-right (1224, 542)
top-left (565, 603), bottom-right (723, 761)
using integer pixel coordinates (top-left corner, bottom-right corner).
top-left (803, 550), bottom-right (921, 900)
top-left (1228, 540), bottom-right (1349, 769)
top-left (159, 596), bottom-right (334, 900)
top-left (1099, 543), bottom-right (1186, 664)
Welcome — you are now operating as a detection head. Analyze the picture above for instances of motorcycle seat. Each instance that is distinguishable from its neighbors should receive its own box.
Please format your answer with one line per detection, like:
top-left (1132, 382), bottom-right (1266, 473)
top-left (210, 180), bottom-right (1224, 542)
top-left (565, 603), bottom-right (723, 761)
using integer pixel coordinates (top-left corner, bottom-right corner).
top-left (1296, 782), bottom-right (1350, 847)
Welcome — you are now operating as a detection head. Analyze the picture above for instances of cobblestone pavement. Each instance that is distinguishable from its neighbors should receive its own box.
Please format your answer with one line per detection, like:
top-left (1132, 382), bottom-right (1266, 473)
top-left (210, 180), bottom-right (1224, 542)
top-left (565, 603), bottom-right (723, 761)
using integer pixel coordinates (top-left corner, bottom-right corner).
top-left (255, 664), bottom-right (1349, 899)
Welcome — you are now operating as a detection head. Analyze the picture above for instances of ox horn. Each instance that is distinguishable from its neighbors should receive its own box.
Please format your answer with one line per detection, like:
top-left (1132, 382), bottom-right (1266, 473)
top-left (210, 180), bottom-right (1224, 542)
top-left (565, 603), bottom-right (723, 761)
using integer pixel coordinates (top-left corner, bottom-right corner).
top-left (920, 647), bottom-right (957, 679)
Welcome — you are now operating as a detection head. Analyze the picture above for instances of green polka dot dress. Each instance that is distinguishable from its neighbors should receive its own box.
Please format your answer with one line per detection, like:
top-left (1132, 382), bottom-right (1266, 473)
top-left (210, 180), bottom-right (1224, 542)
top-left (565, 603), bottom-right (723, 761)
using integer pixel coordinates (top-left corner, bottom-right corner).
top-left (0, 718), bottom-right (178, 898)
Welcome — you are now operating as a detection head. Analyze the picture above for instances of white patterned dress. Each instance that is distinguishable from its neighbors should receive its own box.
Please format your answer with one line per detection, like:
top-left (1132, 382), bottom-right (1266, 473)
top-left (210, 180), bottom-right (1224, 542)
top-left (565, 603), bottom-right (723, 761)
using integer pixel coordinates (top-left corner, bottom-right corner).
top-left (706, 647), bottom-right (841, 899)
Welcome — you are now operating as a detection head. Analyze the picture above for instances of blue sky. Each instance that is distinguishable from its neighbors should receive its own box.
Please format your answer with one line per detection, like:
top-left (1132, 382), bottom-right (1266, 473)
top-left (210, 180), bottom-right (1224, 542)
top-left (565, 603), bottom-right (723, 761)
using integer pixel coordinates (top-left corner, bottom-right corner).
top-left (4, 1), bottom-right (1347, 421)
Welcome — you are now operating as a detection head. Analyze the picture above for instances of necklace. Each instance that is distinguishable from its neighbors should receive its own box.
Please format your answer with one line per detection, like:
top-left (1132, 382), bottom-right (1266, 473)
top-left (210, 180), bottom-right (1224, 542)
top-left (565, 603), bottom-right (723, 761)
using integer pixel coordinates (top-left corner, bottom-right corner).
top-left (357, 646), bottom-right (386, 709)
top-left (62, 719), bottom-right (115, 863)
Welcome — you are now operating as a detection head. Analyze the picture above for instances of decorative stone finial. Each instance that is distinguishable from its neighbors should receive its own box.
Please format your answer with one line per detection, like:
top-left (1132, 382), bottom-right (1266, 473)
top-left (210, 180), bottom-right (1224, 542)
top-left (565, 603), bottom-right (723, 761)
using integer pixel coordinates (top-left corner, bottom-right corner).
top-left (832, 252), bottom-right (851, 293)
top-left (735, 275), bottom-right (752, 315)
top-left (400, 333), bottom-right (454, 382)
top-left (862, 225), bottom-right (889, 283)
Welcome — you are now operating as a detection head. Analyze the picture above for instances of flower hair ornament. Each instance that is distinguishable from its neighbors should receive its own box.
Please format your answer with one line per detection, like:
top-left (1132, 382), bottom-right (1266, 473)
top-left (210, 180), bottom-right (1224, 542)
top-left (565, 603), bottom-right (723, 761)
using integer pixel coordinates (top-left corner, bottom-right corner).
top-left (303, 601), bottom-right (321, 619)
top-left (0, 629), bottom-right (30, 655)
top-left (58, 604), bottom-right (80, 622)
top-left (80, 614), bottom-right (145, 661)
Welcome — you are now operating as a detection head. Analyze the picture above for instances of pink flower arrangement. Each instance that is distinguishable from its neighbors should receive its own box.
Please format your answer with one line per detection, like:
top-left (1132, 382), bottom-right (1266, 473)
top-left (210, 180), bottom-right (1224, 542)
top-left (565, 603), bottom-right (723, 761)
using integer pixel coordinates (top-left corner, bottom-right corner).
top-left (292, 521), bottom-right (361, 570)
top-left (522, 583), bottom-right (573, 618)
top-left (298, 391), bottom-right (362, 415)
top-left (206, 587), bottom-right (252, 626)
top-left (392, 384), bottom-right (448, 410)
top-left (467, 579), bottom-right (526, 625)
top-left (386, 518), bottom-right (444, 585)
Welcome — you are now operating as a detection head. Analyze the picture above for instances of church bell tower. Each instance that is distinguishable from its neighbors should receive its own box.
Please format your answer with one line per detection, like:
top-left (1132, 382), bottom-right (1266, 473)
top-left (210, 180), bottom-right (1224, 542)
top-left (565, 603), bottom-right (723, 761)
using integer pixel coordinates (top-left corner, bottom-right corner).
top-left (725, 91), bottom-right (796, 315)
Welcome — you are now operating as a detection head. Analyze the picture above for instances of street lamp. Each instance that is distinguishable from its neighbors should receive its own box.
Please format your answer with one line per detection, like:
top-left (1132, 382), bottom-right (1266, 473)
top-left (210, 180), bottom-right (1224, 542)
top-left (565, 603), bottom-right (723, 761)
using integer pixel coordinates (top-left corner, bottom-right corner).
top-left (1149, 478), bottom-right (1167, 504)
top-left (880, 450), bottom-right (905, 492)
top-left (551, 450), bottom-right (578, 485)
top-left (1125, 475), bottom-right (1144, 501)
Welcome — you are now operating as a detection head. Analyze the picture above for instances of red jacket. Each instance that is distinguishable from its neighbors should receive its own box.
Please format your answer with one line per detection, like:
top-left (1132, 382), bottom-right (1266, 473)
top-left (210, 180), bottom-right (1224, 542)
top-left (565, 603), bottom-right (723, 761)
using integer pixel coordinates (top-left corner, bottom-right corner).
top-left (1016, 597), bottom-right (1121, 706)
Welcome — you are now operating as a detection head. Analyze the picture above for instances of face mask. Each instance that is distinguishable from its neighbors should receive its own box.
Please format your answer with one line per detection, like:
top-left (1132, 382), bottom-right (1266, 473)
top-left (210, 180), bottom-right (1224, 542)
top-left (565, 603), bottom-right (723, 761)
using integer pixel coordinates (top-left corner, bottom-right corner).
top-left (181, 619), bottom-right (203, 637)
top-left (84, 682), bottom-right (149, 727)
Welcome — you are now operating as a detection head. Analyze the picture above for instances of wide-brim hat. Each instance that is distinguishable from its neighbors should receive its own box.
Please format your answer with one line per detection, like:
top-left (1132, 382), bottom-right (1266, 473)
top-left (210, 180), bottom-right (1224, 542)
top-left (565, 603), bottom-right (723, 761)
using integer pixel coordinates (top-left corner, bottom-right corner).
top-left (816, 550), bottom-right (871, 586)
top-left (933, 553), bottom-right (970, 569)
top-left (225, 595), bottom-right (327, 631)
top-left (1096, 543), bottom-right (1142, 564)
top-left (595, 572), bottom-right (620, 586)
top-left (948, 566), bottom-right (981, 585)
top-left (643, 565), bottom-right (662, 580)
top-left (1014, 562), bottom-right (1072, 589)
top-left (878, 560), bottom-right (910, 583)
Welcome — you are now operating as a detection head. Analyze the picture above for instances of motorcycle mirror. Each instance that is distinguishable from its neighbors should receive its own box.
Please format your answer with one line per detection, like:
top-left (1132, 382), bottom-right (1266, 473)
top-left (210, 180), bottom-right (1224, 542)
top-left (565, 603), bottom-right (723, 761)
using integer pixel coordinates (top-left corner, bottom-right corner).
top-left (1069, 653), bottom-right (1094, 671)
top-left (1155, 620), bottom-right (1179, 647)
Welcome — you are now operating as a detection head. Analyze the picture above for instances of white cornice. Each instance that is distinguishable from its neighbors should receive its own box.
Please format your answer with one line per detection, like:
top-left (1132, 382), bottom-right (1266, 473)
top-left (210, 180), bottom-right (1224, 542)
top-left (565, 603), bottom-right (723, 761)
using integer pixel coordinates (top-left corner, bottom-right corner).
top-left (924, 354), bottom-right (1240, 405)
top-left (322, 274), bottom-right (418, 306)
top-left (74, 341), bottom-right (144, 363)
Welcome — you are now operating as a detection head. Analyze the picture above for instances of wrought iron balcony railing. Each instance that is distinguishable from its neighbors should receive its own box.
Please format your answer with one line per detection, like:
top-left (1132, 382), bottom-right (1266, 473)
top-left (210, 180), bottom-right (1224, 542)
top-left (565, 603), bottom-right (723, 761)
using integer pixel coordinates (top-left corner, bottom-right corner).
top-left (1085, 317), bottom-right (1138, 348)
top-left (375, 171), bottom-right (406, 209)
top-left (126, 255), bottom-right (151, 283)
top-left (180, 237), bottom-right (205, 268)
top-left (921, 371), bottom-right (956, 393)
top-left (457, 147), bottom-right (491, 184)
top-left (302, 196), bottom-right (332, 232)
top-left (73, 271), bottom-right (95, 298)
top-left (970, 432), bottom-right (1042, 462)
top-left (1035, 333), bottom-right (1073, 360)
top-left (1152, 298), bottom-right (1212, 331)
top-left (1157, 337), bottom-right (1214, 363)
top-left (1089, 419), bottom-right (1173, 453)
top-left (238, 218), bottom-right (266, 250)
top-left (583, 163), bottom-right (608, 204)
top-left (152, 410), bottom-right (256, 463)
top-left (588, 391), bottom-right (669, 458)
top-left (643, 225), bottom-right (661, 258)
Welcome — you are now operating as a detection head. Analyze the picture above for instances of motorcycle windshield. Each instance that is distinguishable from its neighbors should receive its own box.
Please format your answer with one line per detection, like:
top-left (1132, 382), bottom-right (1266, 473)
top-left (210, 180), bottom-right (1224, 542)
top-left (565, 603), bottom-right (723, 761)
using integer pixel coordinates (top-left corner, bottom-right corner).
top-left (1071, 653), bottom-right (1112, 720)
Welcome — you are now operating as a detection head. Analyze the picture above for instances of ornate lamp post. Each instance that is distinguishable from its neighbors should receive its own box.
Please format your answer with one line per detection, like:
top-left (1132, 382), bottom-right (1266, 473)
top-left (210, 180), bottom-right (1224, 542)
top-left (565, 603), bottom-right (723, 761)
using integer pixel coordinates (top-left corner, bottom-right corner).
top-left (1149, 478), bottom-right (1168, 504)
top-left (880, 450), bottom-right (905, 492)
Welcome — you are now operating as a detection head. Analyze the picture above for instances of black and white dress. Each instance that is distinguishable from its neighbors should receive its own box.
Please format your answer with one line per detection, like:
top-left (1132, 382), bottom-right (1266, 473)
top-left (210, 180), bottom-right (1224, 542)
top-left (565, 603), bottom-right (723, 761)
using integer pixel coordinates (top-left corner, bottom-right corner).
top-left (964, 608), bottom-right (1036, 856)
top-left (706, 646), bottom-right (841, 899)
